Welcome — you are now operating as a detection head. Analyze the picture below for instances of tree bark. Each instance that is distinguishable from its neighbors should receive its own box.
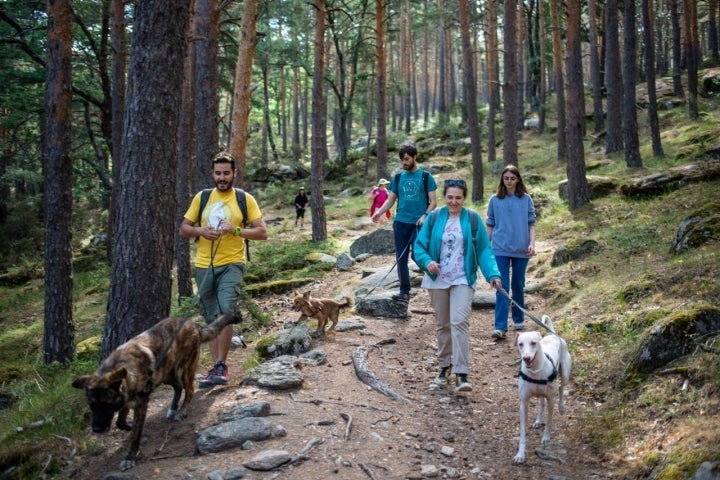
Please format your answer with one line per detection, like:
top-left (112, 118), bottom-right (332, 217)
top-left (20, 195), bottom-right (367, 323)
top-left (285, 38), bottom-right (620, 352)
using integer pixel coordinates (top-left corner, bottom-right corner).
top-left (502, 0), bottom-right (518, 166)
top-left (43, 0), bottom-right (74, 365)
top-left (549, 0), bottom-right (565, 161)
top-left (670, 0), bottom-right (684, 97)
top-left (564, 0), bottom-right (590, 211)
top-left (311, 0), bottom-right (328, 242)
top-left (485, 0), bottom-right (498, 164)
top-left (623, 0), bottom-right (642, 168)
top-left (375, 0), bottom-right (388, 180)
top-left (229, 0), bottom-right (260, 186)
top-left (604, 0), bottom-right (623, 154)
top-left (458, 0), bottom-right (483, 202)
top-left (104, 0), bottom-right (191, 358)
top-left (193, 0), bottom-right (220, 191)
top-left (642, 0), bottom-right (664, 157)
top-left (684, 0), bottom-right (699, 120)
top-left (587, 0), bottom-right (604, 133)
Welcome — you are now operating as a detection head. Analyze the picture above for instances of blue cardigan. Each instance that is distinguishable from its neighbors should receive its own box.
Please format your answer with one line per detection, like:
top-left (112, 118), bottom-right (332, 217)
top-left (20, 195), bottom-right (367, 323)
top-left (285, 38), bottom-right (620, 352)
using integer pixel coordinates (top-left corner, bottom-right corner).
top-left (413, 206), bottom-right (501, 287)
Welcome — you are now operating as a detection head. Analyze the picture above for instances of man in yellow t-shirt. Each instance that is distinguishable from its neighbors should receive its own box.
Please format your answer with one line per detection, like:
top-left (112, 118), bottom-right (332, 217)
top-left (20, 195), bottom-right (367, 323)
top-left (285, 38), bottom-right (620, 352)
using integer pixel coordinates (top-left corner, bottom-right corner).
top-left (179, 152), bottom-right (268, 388)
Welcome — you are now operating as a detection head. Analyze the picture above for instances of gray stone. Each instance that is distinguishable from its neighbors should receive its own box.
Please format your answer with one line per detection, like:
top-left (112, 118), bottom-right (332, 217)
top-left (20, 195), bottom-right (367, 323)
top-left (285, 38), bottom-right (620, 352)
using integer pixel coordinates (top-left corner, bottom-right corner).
top-left (349, 227), bottom-right (395, 257)
top-left (207, 467), bottom-right (247, 480)
top-left (690, 461), bottom-right (720, 480)
top-left (272, 424), bottom-right (287, 437)
top-left (197, 417), bottom-right (272, 454)
top-left (619, 160), bottom-right (720, 197)
top-left (355, 292), bottom-right (408, 318)
top-left (551, 239), bottom-right (600, 267)
top-left (243, 450), bottom-right (291, 471)
top-left (625, 305), bottom-right (720, 376)
top-left (335, 318), bottom-right (366, 332)
top-left (218, 401), bottom-right (271, 423)
top-left (420, 464), bottom-right (440, 477)
top-left (265, 323), bottom-right (312, 358)
top-left (670, 202), bottom-right (720, 253)
top-left (336, 253), bottom-right (356, 271)
top-left (299, 349), bottom-right (327, 365)
top-left (305, 252), bottom-right (337, 264)
top-left (100, 473), bottom-right (134, 480)
top-left (338, 187), bottom-right (364, 197)
top-left (242, 355), bottom-right (304, 390)
top-left (535, 441), bottom-right (567, 463)
top-left (558, 176), bottom-right (618, 200)
top-left (354, 253), bottom-right (373, 262)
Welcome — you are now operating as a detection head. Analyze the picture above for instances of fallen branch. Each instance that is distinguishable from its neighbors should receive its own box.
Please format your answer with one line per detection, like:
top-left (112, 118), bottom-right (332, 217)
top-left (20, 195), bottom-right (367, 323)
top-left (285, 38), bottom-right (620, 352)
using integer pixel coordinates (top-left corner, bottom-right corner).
top-left (288, 437), bottom-right (325, 465)
top-left (352, 346), bottom-right (410, 403)
top-left (359, 462), bottom-right (377, 480)
top-left (288, 393), bottom-right (398, 413)
top-left (340, 412), bottom-right (352, 440)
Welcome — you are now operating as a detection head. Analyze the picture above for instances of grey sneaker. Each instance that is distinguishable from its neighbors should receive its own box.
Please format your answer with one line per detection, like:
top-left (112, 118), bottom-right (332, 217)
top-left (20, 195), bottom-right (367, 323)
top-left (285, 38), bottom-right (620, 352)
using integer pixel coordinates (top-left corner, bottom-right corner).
top-left (492, 329), bottom-right (507, 340)
top-left (430, 375), bottom-right (448, 386)
top-left (198, 364), bottom-right (218, 389)
top-left (514, 322), bottom-right (525, 330)
top-left (455, 381), bottom-right (472, 392)
top-left (392, 293), bottom-right (410, 301)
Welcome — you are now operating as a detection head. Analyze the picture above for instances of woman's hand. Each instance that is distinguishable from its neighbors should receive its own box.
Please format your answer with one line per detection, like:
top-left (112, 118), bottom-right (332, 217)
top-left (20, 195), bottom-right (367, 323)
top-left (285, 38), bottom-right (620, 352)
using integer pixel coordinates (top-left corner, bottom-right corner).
top-left (426, 261), bottom-right (440, 275)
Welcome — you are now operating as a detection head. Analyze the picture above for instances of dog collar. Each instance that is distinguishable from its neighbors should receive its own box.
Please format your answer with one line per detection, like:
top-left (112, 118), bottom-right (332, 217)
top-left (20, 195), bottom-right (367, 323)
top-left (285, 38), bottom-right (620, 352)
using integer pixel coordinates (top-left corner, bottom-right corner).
top-left (518, 353), bottom-right (558, 385)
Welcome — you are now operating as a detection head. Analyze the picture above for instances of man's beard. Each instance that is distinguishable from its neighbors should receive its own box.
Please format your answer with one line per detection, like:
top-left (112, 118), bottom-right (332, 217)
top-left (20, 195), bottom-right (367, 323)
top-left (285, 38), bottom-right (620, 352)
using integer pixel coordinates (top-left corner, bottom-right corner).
top-left (215, 180), bottom-right (233, 191)
top-left (403, 160), bottom-right (416, 171)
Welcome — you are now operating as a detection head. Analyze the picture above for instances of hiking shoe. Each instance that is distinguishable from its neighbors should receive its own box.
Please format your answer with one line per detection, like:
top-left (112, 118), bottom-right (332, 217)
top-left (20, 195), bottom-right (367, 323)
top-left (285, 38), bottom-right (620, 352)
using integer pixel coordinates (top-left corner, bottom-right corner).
top-left (492, 329), bottom-right (507, 340)
top-left (213, 361), bottom-right (229, 385)
top-left (514, 322), bottom-right (525, 331)
top-left (455, 381), bottom-right (473, 393)
top-left (198, 364), bottom-right (219, 389)
top-left (392, 293), bottom-right (410, 302)
top-left (430, 375), bottom-right (449, 386)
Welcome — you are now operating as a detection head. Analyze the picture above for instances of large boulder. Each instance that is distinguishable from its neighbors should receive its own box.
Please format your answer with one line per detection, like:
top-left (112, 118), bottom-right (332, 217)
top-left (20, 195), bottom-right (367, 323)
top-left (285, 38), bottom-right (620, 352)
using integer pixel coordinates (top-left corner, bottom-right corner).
top-left (551, 239), bottom-right (600, 267)
top-left (670, 201), bottom-right (720, 253)
top-left (355, 292), bottom-right (408, 318)
top-left (350, 227), bottom-right (396, 257)
top-left (619, 161), bottom-right (720, 197)
top-left (625, 304), bottom-right (720, 377)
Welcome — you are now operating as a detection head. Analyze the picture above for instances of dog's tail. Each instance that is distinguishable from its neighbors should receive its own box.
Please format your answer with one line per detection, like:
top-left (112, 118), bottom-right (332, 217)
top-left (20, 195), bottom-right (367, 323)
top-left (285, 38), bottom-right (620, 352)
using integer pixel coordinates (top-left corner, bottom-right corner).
top-left (541, 314), bottom-right (557, 334)
top-left (200, 313), bottom-right (242, 342)
top-left (340, 295), bottom-right (353, 310)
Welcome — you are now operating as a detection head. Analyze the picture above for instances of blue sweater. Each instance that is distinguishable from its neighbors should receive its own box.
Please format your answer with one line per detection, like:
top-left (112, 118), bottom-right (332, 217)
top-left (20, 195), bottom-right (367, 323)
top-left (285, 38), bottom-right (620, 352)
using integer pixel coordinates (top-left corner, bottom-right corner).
top-left (486, 194), bottom-right (536, 258)
top-left (413, 206), bottom-right (501, 287)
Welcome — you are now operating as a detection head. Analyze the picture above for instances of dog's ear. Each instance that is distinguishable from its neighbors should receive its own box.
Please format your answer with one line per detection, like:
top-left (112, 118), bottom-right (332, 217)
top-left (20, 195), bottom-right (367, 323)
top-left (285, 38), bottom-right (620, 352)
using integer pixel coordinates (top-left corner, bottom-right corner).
top-left (303, 291), bottom-right (311, 299)
top-left (72, 376), bottom-right (91, 389)
top-left (104, 367), bottom-right (128, 387)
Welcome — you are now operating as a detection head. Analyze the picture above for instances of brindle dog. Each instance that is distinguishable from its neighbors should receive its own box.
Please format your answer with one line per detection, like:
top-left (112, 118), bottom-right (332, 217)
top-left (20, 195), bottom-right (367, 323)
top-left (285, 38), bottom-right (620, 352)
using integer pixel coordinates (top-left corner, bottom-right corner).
top-left (292, 291), bottom-right (352, 335)
top-left (72, 313), bottom-right (241, 471)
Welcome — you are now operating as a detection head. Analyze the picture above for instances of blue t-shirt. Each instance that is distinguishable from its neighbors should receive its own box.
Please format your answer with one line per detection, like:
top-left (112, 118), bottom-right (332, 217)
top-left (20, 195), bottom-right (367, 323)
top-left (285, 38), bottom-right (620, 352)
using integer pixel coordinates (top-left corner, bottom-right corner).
top-left (390, 169), bottom-right (437, 224)
top-left (486, 194), bottom-right (536, 258)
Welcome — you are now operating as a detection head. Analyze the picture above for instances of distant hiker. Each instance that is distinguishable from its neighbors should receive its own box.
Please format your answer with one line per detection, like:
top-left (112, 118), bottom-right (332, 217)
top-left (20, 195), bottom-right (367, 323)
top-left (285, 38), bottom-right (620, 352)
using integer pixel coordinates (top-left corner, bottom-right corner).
top-left (369, 178), bottom-right (392, 226)
top-left (295, 186), bottom-right (308, 229)
top-left (371, 145), bottom-right (437, 302)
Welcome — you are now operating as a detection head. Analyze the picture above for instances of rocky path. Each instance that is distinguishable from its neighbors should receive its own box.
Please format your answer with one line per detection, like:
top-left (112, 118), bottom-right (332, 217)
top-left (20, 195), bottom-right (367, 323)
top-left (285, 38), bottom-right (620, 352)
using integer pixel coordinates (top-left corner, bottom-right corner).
top-left (61, 253), bottom-right (614, 480)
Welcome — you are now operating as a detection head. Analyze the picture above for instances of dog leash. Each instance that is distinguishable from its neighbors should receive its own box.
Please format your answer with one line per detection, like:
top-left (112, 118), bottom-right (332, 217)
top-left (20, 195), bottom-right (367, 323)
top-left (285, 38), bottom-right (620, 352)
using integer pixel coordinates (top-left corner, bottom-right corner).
top-left (496, 287), bottom-right (555, 334)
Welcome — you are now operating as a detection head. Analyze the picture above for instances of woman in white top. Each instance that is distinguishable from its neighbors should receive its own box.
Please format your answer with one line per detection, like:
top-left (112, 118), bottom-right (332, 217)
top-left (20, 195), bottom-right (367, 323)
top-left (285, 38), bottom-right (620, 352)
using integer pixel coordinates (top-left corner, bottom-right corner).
top-left (414, 179), bottom-right (502, 392)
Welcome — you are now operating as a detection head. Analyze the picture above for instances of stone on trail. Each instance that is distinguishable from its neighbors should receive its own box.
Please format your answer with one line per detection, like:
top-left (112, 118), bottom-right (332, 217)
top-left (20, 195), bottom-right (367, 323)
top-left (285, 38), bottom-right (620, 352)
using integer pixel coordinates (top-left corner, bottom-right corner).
top-left (243, 449), bottom-right (291, 471)
top-left (197, 417), bottom-right (272, 454)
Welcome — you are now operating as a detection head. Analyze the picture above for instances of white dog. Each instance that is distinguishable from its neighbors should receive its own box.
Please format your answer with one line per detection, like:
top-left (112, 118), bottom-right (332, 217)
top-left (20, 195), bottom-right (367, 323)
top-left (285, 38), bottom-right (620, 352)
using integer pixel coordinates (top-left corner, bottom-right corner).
top-left (513, 315), bottom-right (571, 464)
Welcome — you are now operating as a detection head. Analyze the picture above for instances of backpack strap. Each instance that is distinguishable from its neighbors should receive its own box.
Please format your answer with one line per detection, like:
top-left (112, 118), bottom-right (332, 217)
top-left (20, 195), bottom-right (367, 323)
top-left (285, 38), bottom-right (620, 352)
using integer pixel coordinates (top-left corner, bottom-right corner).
top-left (196, 187), bottom-right (251, 261)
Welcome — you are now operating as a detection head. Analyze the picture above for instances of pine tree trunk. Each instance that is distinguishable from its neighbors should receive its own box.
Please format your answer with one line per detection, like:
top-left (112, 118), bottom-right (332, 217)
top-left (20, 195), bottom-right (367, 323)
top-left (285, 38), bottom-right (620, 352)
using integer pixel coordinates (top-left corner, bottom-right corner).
top-left (503, 0), bottom-right (518, 166)
top-left (623, 0), bottom-right (642, 168)
top-left (44, 0), bottom-right (75, 365)
top-left (104, 0), bottom-right (191, 359)
top-left (311, 0), bottom-right (328, 242)
top-left (375, 0), bottom-right (388, 180)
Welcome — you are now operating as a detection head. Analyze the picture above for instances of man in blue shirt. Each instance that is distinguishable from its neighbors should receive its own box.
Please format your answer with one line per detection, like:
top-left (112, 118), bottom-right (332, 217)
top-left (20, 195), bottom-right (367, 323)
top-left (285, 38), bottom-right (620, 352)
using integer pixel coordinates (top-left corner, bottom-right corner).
top-left (371, 145), bottom-right (437, 301)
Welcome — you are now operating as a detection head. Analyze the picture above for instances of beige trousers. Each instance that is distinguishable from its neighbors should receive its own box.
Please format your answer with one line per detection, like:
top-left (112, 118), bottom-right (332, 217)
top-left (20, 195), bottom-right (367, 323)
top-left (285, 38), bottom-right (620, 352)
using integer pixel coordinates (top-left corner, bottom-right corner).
top-left (429, 284), bottom-right (474, 375)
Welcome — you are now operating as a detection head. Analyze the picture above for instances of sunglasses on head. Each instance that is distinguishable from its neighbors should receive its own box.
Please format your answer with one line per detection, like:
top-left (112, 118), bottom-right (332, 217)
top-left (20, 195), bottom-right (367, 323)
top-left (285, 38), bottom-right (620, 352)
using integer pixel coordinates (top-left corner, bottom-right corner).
top-left (212, 153), bottom-right (235, 163)
top-left (445, 179), bottom-right (466, 188)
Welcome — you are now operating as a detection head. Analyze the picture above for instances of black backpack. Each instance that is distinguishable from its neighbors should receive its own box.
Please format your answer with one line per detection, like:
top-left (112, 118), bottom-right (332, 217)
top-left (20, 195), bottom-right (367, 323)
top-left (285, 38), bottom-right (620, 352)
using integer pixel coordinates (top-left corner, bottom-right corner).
top-left (392, 170), bottom-right (430, 208)
top-left (198, 187), bottom-right (251, 260)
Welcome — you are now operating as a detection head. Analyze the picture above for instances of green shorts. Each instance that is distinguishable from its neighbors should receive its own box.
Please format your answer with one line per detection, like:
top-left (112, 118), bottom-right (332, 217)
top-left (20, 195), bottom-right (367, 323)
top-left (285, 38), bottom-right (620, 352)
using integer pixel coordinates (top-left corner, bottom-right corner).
top-left (195, 263), bottom-right (246, 322)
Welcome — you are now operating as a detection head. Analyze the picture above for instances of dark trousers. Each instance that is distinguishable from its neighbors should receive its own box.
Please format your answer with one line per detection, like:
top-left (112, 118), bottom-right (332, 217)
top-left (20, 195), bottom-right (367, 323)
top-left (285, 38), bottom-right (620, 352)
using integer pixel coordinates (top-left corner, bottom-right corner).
top-left (393, 221), bottom-right (418, 295)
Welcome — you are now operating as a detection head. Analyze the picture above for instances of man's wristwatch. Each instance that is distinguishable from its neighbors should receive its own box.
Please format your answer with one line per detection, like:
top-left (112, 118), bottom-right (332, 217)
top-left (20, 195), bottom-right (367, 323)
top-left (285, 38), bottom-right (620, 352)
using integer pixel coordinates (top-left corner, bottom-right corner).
top-left (234, 226), bottom-right (242, 236)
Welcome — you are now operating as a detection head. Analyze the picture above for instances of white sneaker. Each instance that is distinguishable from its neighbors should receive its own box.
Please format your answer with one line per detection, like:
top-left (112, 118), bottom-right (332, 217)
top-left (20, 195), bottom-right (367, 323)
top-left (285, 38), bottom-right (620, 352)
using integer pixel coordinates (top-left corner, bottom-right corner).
top-left (491, 329), bottom-right (506, 340)
top-left (430, 376), bottom-right (448, 387)
top-left (455, 381), bottom-right (472, 392)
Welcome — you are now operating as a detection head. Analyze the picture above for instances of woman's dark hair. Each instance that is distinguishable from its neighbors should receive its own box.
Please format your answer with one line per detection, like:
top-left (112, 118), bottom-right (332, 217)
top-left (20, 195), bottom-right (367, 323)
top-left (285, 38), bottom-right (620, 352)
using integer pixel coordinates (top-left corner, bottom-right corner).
top-left (443, 178), bottom-right (468, 198)
top-left (496, 165), bottom-right (528, 199)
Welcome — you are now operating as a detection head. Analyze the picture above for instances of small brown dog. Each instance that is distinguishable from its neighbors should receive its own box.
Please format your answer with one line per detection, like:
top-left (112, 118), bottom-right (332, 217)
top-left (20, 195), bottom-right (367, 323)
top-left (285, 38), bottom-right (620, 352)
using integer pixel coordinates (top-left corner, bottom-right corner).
top-left (72, 313), bottom-right (241, 471)
top-left (292, 290), bottom-right (352, 335)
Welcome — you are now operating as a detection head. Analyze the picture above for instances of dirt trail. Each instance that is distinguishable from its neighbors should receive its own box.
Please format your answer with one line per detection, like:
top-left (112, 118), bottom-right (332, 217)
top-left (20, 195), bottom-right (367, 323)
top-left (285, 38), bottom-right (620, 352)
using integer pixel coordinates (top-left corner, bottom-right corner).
top-left (61, 251), bottom-right (614, 480)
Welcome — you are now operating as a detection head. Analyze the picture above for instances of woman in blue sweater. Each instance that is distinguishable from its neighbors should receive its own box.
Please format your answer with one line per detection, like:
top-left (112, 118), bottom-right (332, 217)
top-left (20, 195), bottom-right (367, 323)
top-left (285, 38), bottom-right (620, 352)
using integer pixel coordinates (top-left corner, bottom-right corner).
top-left (414, 179), bottom-right (502, 392)
top-left (486, 165), bottom-right (536, 339)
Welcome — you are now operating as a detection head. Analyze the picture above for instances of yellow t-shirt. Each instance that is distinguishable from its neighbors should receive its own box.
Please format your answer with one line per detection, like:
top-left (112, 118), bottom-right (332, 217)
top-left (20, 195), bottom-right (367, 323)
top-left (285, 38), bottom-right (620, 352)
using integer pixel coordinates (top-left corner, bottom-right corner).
top-left (183, 188), bottom-right (262, 268)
